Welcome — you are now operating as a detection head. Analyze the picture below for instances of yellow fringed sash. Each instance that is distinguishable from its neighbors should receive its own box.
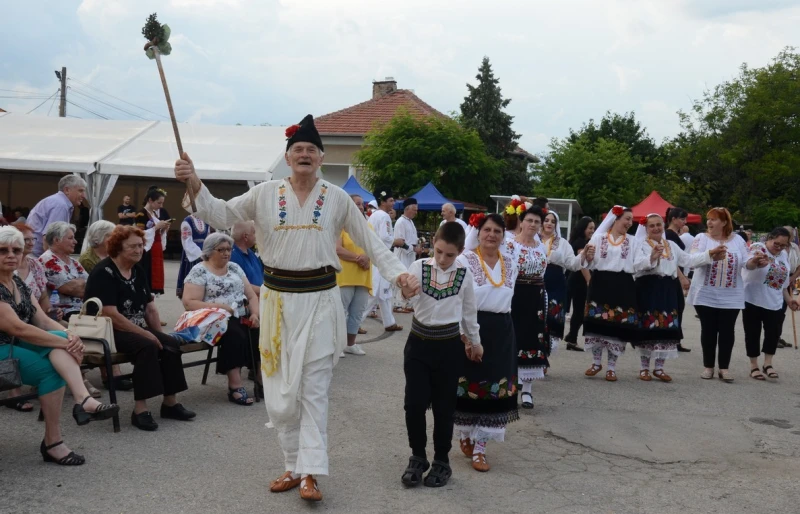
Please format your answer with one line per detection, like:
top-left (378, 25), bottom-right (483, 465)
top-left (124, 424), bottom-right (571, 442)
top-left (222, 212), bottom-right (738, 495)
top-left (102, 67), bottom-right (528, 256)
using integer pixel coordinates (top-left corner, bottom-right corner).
top-left (260, 288), bottom-right (282, 377)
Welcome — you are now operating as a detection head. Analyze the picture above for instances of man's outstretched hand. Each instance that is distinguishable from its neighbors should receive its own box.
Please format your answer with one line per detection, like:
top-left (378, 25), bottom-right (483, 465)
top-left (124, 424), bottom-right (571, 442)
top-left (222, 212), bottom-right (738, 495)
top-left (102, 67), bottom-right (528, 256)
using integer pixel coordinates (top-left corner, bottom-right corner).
top-left (174, 152), bottom-right (201, 194)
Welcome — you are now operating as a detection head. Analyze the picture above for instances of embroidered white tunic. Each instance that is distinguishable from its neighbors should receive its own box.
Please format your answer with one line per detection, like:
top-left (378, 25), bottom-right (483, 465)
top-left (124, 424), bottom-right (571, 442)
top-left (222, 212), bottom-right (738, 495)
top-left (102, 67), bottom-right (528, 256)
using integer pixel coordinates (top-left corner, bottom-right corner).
top-left (184, 180), bottom-right (406, 475)
top-left (457, 250), bottom-right (518, 313)
top-left (367, 209), bottom-right (395, 301)
top-left (633, 239), bottom-right (713, 279)
top-left (542, 235), bottom-right (583, 272)
top-left (743, 243), bottom-right (791, 311)
top-left (406, 257), bottom-right (481, 345)
top-left (586, 232), bottom-right (639, 273)
top-left (687, 233), bottom-right (749, 310)
top-left (393, 215), bottom-right (419, 269)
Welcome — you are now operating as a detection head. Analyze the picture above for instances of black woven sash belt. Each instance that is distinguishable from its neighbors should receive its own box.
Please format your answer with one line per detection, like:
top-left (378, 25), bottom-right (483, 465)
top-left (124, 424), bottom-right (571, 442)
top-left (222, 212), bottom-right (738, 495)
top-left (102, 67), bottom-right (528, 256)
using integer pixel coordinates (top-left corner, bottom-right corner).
top-left (262, 265), bottom-right (337, 293)
top-left (410, 318), bottom-right (461, 340)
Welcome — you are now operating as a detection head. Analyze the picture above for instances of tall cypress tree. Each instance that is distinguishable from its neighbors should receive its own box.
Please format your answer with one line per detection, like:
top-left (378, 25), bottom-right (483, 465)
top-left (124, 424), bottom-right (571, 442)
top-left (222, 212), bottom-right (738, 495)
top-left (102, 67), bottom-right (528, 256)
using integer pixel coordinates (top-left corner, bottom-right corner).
top-left (460, 57), bottom-right (532, 195)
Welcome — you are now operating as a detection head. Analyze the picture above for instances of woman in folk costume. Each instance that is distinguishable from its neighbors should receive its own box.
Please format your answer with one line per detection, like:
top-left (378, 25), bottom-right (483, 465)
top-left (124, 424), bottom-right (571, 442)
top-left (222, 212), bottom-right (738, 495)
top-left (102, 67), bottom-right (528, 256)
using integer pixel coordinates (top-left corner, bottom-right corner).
top-left (463, 197), bottom-right (528, 254)
top-left (366, 187), bottom-right (404, 332)
top-left (632, 214), bottom-right (724, 382)
top-left (176, 214), bottom-right (210, 299)
top-left (540, 210), bottom-right (583, 353)
top-left (582, 205), bottom-right (637, 382)
top-left (455, 213), bottom-right (519, 472)
top-left (173, 115), bottom-right (414, 502)
top-left (135, 186), bottom-right (172, 295)
top-left (504, 206), bottom-right (551, 410)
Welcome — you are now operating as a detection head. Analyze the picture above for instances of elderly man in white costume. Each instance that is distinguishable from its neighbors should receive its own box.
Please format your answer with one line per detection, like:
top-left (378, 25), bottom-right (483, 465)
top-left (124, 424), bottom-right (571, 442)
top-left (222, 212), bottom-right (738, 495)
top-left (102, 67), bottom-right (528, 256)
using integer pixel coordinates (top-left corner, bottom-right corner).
top-left (440, 202), bottom-right (469, 232)
top-left (393, 197), bottom-right (422, 312)
top-left (174, 115), bottom-right (415, 502)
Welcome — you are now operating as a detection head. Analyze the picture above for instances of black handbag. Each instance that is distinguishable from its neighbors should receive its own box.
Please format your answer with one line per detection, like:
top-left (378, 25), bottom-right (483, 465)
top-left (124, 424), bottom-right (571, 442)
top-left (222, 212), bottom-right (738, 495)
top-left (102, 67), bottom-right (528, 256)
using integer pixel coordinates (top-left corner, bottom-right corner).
top-left (0, 338), bottom-right (23, 392)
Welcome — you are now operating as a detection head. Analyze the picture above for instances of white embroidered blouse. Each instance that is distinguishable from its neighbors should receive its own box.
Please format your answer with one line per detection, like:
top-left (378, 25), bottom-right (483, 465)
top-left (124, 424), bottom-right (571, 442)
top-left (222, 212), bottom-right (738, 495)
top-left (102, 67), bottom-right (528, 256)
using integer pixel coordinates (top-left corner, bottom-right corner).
top-left (541, 235), bottom-right (583, 272)
top-left (457, 249), bottom-right (518, 313)
top-left (687, 233), bottom-right (749, 309)
top-left (633, 239), bottom-right (713, 279)
top-left (743, 243), bottom-right (791, 311)
top-left (503, 239), bottom-right (548, 280)
top-left (586, 232), bottom-right (638, 274)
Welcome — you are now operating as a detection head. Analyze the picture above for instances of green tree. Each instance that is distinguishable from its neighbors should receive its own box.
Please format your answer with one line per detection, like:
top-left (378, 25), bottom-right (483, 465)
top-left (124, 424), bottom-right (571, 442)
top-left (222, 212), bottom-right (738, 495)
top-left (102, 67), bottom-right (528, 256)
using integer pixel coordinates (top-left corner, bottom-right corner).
top-left (668, 48), bottom-right (800, 228)
top-left (354, 109), bottom-right (499, 204)
top-left (533, 135), bottom-right (652, 218)
top-left (460, 56), bottom-right (533, 195)
top-left (569, 111), bottom-right (663, 175)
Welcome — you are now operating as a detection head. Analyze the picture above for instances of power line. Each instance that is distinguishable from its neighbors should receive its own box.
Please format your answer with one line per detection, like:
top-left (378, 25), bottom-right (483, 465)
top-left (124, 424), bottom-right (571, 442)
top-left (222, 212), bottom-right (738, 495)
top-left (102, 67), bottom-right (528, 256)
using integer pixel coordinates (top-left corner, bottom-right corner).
top-left (68, 86), bottom-right (151, 120)
top-left (0, 88), bottom-right (52, 94)
top-left (66, 99), bottom-right (109, 120)
top-left (67, 77), bottom-right (168, 119)
top-left (26, 90), bottom-right (60, 114)
top-left (47, 92), bottom-right (59, 116)
top-left (0, 95), bottom-right (53, 99)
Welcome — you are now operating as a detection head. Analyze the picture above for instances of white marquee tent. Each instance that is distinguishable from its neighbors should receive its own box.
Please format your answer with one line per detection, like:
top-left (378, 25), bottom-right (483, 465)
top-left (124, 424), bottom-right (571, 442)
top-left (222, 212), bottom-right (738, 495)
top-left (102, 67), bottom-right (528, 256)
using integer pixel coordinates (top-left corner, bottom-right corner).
top-left (0, 113), bottom-right (288, 222)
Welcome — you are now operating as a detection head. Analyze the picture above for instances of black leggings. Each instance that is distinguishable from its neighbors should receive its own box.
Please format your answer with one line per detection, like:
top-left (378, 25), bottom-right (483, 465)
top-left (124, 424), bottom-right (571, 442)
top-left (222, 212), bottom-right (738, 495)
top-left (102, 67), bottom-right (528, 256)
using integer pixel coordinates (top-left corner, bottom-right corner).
top-left (695, 305), bottom-right (740, 369)
top-left (742, 302), bottom-right (784, 357)
top-left (565, 272), bottom-right (588, 343)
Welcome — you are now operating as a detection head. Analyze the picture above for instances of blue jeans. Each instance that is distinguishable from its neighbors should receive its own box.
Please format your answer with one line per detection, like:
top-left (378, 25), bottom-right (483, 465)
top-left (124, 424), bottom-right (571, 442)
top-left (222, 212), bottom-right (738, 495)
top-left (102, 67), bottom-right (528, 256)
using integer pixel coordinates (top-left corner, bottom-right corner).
top-left (340, 286), bottom-right (370, 335)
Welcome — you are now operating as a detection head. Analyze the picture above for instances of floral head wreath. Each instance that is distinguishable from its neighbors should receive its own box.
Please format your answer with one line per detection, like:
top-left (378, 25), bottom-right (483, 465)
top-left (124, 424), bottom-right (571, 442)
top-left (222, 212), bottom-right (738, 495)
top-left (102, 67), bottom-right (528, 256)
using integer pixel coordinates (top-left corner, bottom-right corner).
top-left (504, 199), bottom-right (525, 217)
top-left (468, 212), bottom-right (487, 228)
top-left (611, 205), bottom-right (625, 217)
top-left (542, 207), bottom-right (549, 215)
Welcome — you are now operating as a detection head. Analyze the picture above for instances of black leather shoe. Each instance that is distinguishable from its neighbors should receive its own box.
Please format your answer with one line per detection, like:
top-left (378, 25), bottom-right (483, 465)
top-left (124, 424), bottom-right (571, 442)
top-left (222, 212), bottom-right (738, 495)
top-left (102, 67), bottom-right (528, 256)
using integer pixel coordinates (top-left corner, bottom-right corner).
top-left (131, 411), bottom-right (159, 431)
top-left (677, 344), bottom-right (691, 353)
top-left (102, 377), bottom-right (134, 391)
top-left (160, 403), bottom-right (196, 421)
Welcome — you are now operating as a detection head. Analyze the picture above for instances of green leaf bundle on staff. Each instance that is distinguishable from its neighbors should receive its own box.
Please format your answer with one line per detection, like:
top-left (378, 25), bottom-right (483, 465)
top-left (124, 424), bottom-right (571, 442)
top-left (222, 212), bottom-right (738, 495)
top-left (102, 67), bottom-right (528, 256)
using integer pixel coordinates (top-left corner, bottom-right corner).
top-left (142, 12), bottom-right (196, 212)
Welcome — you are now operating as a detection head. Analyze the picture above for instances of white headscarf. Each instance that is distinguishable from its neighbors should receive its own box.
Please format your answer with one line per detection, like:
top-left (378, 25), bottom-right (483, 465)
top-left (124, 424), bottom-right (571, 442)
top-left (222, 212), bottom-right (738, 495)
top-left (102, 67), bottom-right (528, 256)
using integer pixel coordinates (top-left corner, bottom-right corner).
top-left (543, 209), bottom-right (560, 239)
top-left (635, 213), bottom-right (664, 242)
top-left (591, 205), bottom-right (627, 246)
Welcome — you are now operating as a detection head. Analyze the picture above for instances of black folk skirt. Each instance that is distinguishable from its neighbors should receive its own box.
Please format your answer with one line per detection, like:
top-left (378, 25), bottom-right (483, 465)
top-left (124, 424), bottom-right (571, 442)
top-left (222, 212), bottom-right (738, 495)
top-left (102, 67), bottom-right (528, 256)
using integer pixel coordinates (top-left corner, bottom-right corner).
top-left (510, 281), bottom-right (550, 381)
top-left (633, 274), bottom-right (683, 344)
top-left (455, 311), bottom-right (519, 431)
top-left (583, 270), bottom-right (639, 342)
top-left (544, 263), bottom-right (568, 339)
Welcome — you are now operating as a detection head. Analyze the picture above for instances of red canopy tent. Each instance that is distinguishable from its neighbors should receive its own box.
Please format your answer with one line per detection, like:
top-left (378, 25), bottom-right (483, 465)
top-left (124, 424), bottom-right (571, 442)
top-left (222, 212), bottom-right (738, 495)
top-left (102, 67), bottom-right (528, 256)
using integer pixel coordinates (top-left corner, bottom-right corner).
top-left (630, 191), bottom-right (702, 224)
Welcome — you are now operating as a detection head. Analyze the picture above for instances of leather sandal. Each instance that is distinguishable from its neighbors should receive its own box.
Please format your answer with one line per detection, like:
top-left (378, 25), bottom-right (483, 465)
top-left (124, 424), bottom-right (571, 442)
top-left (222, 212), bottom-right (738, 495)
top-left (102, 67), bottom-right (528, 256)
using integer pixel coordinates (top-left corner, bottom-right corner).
top-left (270, 471), bottom-right (301, 493)
top-left (605, 370), bottom-right (617, 382)
top-left (471, 453), bottom-right (490, 472)
top-left (749, 368), bottom-right (766, 381)
top-left (72, 396), bottom-right (120, 426)
top-left (762, 365), bottom-right (779, 379)
top-left (459, 438), bottom-right (474, 457)
top-left (652, 369), bottom-right (672, 382)
top-left (585, 364), bottom-right (603, 376)
top-left (384, 324), bottom-right (403, 332)
top-left (40, 440), bottom-right (85, 466)
top-left (521, 392), bottom-right (534, 409)
top-left (357, 328), bottom-right (367, 335)
top-left (299, 475), bottom-right (322, 501)
top-left (228, 387), bottom-right (253, 406)
top-left (638, 369), bottom-right (652, 381)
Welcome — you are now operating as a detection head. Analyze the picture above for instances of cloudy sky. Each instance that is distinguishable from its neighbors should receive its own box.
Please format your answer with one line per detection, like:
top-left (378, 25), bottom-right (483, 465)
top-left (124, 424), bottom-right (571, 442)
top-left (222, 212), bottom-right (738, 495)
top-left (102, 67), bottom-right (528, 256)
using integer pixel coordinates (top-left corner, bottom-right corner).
top-left (2, 0), bottom-right (798, 153)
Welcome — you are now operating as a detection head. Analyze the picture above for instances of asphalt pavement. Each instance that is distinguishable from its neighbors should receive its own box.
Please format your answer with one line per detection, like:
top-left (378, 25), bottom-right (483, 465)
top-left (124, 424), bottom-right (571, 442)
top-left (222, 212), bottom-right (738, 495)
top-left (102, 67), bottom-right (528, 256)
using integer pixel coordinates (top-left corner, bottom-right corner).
top-left (2, 261), bottom-right (800, 514)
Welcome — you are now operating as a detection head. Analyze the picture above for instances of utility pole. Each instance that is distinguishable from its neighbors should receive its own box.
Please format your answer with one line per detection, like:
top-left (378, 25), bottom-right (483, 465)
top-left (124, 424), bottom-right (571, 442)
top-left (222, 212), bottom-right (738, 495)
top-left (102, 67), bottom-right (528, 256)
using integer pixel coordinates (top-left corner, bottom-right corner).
top-left (55, 67), bottom-right (67, 117)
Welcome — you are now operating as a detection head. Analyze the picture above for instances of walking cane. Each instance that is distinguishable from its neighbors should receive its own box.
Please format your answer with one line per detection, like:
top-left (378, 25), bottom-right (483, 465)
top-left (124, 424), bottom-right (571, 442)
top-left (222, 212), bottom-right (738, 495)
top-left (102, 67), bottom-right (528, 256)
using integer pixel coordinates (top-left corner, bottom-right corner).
top-left (142, 13), bottom-right (197, 212)
top-left (792, 309), bottom-right (798, 350)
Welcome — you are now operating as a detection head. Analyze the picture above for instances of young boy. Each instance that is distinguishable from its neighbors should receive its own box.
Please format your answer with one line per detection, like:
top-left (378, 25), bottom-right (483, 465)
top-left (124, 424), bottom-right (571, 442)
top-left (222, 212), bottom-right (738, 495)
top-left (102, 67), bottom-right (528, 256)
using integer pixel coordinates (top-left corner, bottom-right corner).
top-left (400, 221), bottom-right (483, 488)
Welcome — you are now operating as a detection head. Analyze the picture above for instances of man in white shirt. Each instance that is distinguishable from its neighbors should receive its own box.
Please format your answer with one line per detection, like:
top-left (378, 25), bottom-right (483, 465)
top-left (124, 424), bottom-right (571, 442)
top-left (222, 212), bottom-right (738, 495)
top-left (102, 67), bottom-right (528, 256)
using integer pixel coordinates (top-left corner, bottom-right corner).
top-left (440, 203), bottom-right (469, 232)
top-left (394, 198), bottom-right (422, 312)
top-left (366, 187), bottom-right (405, 332)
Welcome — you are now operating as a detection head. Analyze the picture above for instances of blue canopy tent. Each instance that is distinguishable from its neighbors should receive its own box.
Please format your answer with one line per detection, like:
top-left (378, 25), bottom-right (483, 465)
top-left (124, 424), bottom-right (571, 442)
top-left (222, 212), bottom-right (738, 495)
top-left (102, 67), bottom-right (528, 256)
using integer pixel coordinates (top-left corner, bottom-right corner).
top-left (341, 175), bottom-right (375, 203)
top-left (394, 182), bottom-right (464, 211)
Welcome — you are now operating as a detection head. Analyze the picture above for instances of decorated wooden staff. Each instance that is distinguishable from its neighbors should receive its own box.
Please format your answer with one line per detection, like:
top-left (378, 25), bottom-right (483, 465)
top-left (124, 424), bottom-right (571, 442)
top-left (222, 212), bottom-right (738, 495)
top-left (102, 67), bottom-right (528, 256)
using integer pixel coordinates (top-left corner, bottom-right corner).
top-left (142, 13), bottom-right (197, 212)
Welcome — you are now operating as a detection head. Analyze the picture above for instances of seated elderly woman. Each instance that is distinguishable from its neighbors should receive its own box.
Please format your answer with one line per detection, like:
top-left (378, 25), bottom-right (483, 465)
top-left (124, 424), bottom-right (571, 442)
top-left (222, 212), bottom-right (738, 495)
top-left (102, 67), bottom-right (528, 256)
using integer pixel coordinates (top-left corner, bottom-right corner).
top-left (78, 220), bottom-right (116, 273)
top-left (78, 219), bottom-right (133, 393)
top-left (182, 232), bottom-right (261, 405)
top-left (39, 221), bottom-right (88, 320)
top-left (0, 226), bottom-right (119, 465)
top-left (84, 225), bottom-right (195, 431)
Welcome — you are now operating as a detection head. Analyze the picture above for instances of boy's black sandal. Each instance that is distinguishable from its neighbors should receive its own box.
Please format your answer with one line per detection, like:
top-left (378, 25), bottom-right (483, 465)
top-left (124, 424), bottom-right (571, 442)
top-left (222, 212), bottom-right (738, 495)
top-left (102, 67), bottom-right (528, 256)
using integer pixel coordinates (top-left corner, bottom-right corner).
top-left (401, 456), bottom-right (430, 487)
top-left (423, 460), bottom-right (452, 487)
